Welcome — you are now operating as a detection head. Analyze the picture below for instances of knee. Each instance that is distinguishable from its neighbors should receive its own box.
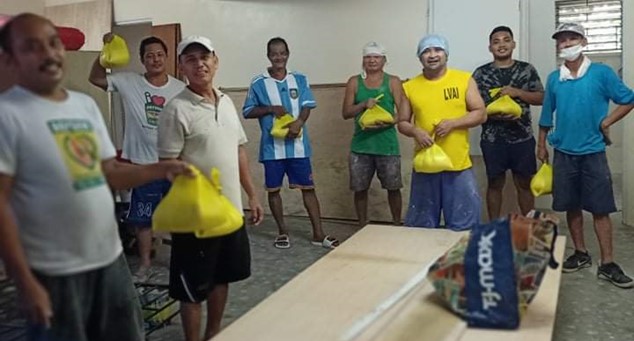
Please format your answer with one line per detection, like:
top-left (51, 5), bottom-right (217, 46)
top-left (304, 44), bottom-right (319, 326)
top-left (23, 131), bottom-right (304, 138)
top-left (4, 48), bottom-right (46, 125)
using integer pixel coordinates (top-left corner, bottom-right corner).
top-left (487, 176), bottom-right (506, 190)
top-left (513, 175), bottom-right (532, 190)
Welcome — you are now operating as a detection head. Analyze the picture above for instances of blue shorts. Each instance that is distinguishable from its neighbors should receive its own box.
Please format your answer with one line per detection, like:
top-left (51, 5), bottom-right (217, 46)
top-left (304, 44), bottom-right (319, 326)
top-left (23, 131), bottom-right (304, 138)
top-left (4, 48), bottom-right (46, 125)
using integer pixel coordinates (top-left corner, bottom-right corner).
top-left (480, 138), bottom-right (537, 180)
top-left (552, 150), bottom-right (616, 215)
top-left (263, 158), bottom-right (315, 191)
top-left (126, 179), bottom-right (172, 227)
top-left (404, 169), bottom-right (481, 230)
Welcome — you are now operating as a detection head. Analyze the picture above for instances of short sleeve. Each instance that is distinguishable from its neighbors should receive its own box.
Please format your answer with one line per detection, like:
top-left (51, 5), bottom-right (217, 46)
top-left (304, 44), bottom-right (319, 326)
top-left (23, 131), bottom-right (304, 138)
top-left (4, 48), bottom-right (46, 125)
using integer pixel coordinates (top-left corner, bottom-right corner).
top-left (527, 64), bottom-right (544, 92)
top-left (87, 98), bottom-right (116, 160)
top-left (298, 75), bottom-right (317, 109)
top-left (539, 73), bottom-right (557, 128)
top-left (157, 102), bottom-right (185, 159)
top-left (106, 72), bottom-right (128, 92)
top-left (0, 113), bottom-right (19, 176)
top-left (242, 81), bottom-right (262, 118)
top-left (602, 66), bottom-right (634, 105)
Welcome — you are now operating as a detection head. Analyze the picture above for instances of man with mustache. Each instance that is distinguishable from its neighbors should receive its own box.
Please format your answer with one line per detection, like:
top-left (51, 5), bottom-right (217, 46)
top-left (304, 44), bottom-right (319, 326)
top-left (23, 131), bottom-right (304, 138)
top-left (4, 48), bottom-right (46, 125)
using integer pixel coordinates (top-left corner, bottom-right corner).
top-left (90, 32), bottom-right (185, 283)
top-left (472, 26), bottom-right (544, 220)
top-left (398, 34), bottom-right (486, 230)
top-left (158, 35), bottom-right (264, 341)
top-left (0, 13), bottom-right (191, 340)
top-left (539, 23), bottom-right (634, 288)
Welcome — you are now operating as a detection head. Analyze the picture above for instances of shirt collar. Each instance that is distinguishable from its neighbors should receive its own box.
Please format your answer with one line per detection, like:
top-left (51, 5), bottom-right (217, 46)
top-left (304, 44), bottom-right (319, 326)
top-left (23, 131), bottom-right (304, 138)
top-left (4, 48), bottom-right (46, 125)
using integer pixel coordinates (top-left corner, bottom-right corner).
top-left (182, 86), bottom-right (225, 105)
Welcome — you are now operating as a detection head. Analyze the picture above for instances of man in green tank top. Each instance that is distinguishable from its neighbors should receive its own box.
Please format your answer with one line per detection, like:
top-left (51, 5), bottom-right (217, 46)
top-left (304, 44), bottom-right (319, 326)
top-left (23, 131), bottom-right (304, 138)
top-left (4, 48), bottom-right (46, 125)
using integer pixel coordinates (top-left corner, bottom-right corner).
top-left (341, 42), bottom-right (407, 227)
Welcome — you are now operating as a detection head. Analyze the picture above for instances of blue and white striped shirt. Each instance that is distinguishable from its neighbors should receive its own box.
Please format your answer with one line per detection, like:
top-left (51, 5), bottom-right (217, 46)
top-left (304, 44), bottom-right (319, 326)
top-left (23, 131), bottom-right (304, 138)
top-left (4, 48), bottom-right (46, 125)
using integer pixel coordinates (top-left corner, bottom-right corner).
top-left (242, 71), bottom-right (316, 161)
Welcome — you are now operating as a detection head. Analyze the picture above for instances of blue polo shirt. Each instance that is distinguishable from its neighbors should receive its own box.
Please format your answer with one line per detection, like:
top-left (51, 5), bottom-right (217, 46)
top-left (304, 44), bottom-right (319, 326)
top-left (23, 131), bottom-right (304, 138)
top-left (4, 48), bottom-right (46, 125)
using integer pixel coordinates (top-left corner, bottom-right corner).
top-left (540, 63), bottom-right (634, 155)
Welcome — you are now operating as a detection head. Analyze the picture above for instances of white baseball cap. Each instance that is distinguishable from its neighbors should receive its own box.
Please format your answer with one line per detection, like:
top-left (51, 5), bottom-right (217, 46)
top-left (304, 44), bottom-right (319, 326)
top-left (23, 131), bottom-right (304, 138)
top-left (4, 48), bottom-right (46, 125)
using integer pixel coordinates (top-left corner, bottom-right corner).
top-left (552, 22), bottom-right (585, 39)
top-left (177, 35), bottom-right (215, 56)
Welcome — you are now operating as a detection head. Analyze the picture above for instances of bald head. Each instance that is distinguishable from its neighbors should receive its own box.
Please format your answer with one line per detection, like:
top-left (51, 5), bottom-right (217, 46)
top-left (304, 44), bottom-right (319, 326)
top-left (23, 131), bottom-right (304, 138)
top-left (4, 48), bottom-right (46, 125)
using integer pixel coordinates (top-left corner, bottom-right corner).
top-left (0, 13), bottom-right (66, 96)
top-left (0, 13), bottom-right (56, 55)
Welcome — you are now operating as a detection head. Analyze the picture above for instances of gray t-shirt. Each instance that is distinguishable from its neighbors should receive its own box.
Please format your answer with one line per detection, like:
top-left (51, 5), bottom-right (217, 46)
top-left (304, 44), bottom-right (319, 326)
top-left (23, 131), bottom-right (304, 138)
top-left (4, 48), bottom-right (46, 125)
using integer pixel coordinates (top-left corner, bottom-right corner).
top-left (107, 72), bottom-right (185, 164)
top-left (0, 86), bottom-right (121, 276)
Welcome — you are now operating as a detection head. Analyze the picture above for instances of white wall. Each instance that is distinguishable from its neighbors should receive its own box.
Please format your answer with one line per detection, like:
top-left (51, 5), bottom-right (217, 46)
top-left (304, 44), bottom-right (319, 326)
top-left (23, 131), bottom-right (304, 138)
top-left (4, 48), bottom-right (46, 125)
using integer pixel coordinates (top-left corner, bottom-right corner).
top-left (0, 0), bottom-right (45, 14)
top-left (622, 0), bottom-right (634, 225)
top-left (114, 0), bottom-right (427, 88)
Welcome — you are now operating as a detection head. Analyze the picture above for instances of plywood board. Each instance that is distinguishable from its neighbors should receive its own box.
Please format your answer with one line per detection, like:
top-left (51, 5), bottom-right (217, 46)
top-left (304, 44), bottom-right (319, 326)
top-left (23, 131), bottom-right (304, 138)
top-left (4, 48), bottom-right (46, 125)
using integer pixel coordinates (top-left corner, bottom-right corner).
top-left (214, 225), bottom-right (467, 341)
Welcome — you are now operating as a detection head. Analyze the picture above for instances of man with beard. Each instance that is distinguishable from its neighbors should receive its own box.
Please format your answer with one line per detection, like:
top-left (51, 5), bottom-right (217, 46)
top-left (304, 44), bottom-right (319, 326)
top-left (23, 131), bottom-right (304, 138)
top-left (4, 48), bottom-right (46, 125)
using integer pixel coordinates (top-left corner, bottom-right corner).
top-left (473, 26), bottom-right (544, 220)
top-left (90, 33), bottom-right (185, 282)
top-left (397, 34), bottom-right (486, 230)
top-left (0, 13), bottom-right (191, 340)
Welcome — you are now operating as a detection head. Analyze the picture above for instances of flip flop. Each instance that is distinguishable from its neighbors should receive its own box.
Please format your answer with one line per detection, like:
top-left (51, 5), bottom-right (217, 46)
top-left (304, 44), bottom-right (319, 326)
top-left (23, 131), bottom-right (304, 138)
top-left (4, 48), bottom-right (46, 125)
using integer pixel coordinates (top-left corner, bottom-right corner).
top-left (311, 235), bottom-right (340, 249)
top-left (274, 234), bottom-right (291, 249)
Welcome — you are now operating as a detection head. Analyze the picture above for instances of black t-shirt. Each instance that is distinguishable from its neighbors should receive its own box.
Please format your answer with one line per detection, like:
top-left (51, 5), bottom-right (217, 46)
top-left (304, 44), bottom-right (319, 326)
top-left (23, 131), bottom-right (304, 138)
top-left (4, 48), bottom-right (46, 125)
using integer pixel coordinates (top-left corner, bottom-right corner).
top-left (473, 60), bottom-right (544, 144)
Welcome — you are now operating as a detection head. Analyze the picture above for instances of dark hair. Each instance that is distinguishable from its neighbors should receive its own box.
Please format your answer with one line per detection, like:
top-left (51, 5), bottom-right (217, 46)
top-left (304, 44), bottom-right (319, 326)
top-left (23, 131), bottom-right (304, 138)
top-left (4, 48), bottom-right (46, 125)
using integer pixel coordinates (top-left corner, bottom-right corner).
top-left (489, 26), bottom-right (514, 41)
top-left (267, 37), bottom-right (289, 55)
top-left (0, 13), bottom-right (53, 55)
top-left (139, 36), bottom-right (168, 60)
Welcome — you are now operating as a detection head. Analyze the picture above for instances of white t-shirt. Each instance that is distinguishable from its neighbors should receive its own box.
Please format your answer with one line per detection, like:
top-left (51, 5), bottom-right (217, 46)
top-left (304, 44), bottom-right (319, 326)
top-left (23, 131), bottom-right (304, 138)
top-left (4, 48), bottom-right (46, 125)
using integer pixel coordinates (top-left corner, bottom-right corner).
top-left (0, 86), bottom-right (121, 276)
top-left (107, 72), bottom-right (185, 164)
top-left (158, 87), bottom-right (247, 211)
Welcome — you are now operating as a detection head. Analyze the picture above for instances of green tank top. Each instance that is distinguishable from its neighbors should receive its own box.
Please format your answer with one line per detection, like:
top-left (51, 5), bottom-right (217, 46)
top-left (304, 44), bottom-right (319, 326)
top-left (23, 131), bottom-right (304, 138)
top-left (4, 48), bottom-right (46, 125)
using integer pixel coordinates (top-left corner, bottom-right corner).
top-left (351, 73), bottom-right (400, 156)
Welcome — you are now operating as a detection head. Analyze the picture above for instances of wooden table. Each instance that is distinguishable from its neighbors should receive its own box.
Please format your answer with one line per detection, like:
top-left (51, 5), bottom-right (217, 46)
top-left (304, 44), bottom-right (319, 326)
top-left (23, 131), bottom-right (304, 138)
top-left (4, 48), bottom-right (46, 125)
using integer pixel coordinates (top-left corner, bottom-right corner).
top-left (214, 225), bottom-right (566, 341)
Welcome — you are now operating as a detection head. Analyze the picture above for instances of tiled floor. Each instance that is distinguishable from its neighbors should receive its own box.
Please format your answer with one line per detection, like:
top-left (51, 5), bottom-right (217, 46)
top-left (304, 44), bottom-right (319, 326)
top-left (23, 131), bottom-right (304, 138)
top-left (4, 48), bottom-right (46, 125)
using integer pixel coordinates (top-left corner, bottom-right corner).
top-left (144, 210), bottom-right (634, 341)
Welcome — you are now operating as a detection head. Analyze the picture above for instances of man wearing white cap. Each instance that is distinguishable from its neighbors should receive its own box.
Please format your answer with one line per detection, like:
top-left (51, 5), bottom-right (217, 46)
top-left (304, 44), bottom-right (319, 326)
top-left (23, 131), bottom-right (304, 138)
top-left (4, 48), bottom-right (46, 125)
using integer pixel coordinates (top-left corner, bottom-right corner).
top-left (158, 35), bottom-right (264, 340)
top-left (397, 34), bottom-right (486, 230)
top-left (341, 42), bottom-right (406, 227)
top-left (89, 33), bottom-right (186, 282)
top-left (538, 22), bottom-right (634, 288)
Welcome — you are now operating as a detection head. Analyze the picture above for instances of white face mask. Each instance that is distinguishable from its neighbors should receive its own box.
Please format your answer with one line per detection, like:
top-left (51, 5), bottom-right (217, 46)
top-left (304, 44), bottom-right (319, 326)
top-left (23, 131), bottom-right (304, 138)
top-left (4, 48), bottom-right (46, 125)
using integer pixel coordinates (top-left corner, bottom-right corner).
top-left (559, 44), bottom-right (584, 61)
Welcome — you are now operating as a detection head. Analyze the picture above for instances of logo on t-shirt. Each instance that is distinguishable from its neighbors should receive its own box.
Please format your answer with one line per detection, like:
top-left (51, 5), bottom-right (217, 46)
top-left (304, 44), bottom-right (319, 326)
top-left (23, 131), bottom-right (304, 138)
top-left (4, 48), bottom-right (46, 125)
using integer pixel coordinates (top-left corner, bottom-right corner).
top-left (48, 119), bottom-right (105, 191)
top-left (289, 88), bottom-right (299, 100)
top-left (443, 87), bottom-right (460, 101)
top-left (144, 92), bottom-right (166, 128)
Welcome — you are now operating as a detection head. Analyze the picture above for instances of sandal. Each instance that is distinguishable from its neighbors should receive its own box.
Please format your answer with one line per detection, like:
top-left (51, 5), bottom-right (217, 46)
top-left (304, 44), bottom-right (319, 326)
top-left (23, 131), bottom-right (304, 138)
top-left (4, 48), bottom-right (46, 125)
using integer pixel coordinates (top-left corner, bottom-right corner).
top-left (274, 234), bottom-right (291, 249)
top-left (311, 235), bottom-right (340, 249)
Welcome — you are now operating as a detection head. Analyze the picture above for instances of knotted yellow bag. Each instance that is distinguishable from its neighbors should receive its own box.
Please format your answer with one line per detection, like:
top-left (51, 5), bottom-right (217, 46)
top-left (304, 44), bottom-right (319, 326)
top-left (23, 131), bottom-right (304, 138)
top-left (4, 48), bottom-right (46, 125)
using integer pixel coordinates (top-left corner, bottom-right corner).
top-left (413, 143), bottom-right (454, 173)
top-left (486, 88), bottom-right (522, 118)
top-left (359, 94), bottom-right (394, 130)
top-left (152, 167), bottom-right (243, 238)
top-left (99, 34), bottom-right (130, 68)
top-left (270, 114), bottom-right (302, 138)
top-left (530, 163), bottom-right (553, 197)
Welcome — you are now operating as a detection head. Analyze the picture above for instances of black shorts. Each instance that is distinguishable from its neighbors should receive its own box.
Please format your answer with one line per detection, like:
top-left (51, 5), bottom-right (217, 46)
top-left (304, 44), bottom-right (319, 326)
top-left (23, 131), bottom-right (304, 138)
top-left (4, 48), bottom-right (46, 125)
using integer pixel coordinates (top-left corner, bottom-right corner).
top-left (480, 138), bottom-right (537, 180)
top-left (169, 225), bottom-right (251, 303)
top-left (552, 150), bottom-right (616, 214)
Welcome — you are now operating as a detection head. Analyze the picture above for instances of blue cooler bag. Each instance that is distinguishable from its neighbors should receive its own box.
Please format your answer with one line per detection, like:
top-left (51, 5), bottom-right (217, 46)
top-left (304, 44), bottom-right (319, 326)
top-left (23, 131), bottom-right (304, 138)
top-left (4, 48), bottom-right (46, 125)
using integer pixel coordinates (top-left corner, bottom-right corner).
top-left (427, 211), bottom-right (559, 329)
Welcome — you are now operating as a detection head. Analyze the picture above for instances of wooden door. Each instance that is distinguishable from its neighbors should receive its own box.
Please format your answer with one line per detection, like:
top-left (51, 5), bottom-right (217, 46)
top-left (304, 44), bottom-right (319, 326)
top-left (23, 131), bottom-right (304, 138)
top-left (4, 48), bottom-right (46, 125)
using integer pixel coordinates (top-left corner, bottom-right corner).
top-left (151, 23), bottom-right (181, 79)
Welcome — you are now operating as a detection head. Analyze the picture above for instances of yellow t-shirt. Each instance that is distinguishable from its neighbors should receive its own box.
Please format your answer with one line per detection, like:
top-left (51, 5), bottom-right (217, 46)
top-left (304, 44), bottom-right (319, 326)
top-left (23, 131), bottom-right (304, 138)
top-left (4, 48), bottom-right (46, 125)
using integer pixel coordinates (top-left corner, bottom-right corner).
top-left (403, 69), bottom-right (472, 171)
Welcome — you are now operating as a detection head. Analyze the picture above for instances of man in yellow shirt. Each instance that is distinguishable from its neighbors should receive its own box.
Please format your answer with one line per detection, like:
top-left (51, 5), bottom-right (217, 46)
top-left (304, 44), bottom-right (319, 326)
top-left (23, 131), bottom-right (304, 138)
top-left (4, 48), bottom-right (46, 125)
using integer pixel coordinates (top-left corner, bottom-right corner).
top-left (398, 34), bottom-right (486, 230)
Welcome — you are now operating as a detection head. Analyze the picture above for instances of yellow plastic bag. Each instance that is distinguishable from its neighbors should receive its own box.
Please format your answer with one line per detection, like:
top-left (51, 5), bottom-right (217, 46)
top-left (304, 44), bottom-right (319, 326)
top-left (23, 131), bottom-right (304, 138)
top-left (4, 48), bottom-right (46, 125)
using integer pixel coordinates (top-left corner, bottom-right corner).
top-left (99, 34), bottom-right (130, 68)
top-left (270, 114), bottom-right (302, 138)
top-left (486, 88), bottom-right (522, 118)
top-left (359, 94), bottom-right (394, 130)
top-left (413, 144), bottom-right (454, 173)
top-left (530, 163), bottom-right (553, 197)
top-left (152, 167), bottom-right (243, 238)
